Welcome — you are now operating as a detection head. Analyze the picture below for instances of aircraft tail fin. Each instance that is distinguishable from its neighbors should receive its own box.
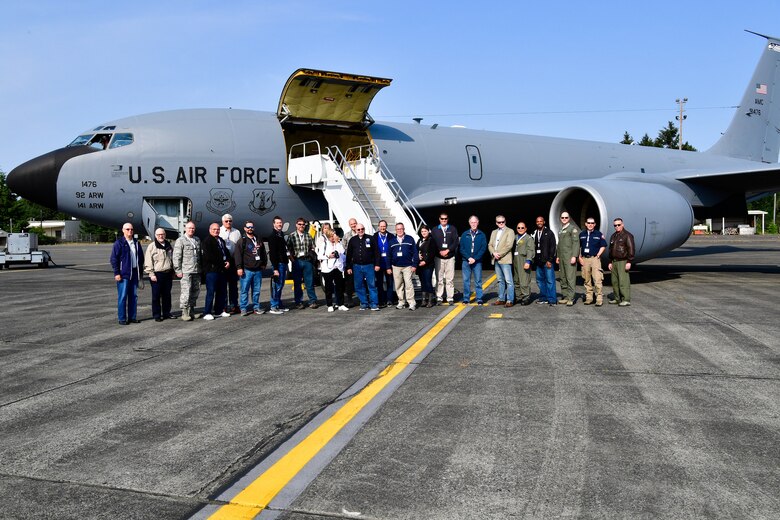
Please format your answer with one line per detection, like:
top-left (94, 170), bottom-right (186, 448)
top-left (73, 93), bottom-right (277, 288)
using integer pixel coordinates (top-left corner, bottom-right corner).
top-left (707, 31), bottom-right (780, 162)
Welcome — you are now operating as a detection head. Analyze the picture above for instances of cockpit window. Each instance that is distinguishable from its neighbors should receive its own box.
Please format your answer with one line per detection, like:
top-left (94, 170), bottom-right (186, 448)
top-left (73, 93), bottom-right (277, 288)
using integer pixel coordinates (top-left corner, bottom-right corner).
top-left (88, 134), bottom-right (112, 150)
top-left (67, 131), bottom-right (133, 150)
top-left (68, 134), bottom-right (94, 147)
top-left (109, 133), bottom-right (134, 149)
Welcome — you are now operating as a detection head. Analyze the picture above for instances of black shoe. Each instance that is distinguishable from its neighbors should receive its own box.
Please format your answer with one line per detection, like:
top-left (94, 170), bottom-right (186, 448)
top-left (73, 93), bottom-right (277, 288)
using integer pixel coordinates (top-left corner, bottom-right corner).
top-left (295, 303), bottom-right (305, 310)
top-left (129, 319), bottom-right (141, 323)
top-left (310, 302), bottom-right (320, 309)
top-left (520, 299), bottom-right (531, 306)
top-left (154, 317), bottom-right (163, 322)
top-left (118, 321), bottom-right (128, 326)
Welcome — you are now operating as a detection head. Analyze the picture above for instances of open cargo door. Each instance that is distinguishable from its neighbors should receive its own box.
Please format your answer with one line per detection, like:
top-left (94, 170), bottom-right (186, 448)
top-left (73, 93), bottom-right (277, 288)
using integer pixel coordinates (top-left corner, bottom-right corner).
top-left (277, 69), bottom-right (391, 129)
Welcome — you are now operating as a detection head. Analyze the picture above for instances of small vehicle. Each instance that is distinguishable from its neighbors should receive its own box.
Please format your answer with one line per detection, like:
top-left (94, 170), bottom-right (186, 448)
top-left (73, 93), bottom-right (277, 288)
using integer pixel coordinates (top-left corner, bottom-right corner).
top-left (0, 232), bottom-right (51, 269)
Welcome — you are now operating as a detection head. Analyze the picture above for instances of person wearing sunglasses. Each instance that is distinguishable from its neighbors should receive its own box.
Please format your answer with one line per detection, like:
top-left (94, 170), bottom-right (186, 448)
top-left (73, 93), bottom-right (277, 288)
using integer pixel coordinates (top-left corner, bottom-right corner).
top-left (431, 212), bottom-right (459, 304)
top-left (220, 213), bottom-right (242, 314)
top-left (556, 212), bottom-right (580, 306)
top-left (512, 221), bottom-right (535, 306)
top-left (489, 215), bottom-right (515, 307)
top-left (608, 218), bottom-right (635, 306)
top-left (578, 218), bottom-right (607, 306)
top-left (234, 220), bottom-right (267, 316)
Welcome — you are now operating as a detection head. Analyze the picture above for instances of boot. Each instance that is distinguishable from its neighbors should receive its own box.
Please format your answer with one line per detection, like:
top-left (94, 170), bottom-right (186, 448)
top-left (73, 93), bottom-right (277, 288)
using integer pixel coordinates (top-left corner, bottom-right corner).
top-left (426, 292), bottom-right (434, 308)
top-left (181, 306), bottom-right (192, 321)
top-left (191, 307), bottom-right (203, 320)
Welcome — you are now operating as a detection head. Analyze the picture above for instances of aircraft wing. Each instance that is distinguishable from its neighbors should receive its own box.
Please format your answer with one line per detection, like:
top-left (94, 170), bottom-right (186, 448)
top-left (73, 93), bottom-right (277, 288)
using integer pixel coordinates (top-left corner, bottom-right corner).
top-left (668, 164), bottom-right (780, 193)
top-left (409, 181), bottom-right (573, 208)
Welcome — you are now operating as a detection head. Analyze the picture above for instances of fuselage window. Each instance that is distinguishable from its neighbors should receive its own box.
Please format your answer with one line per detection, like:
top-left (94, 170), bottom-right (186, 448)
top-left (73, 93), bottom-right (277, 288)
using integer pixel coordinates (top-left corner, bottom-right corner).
top-left (466, 144), bottom-right (482, 180)
top-left (109, 133), bottom-right (134, 149)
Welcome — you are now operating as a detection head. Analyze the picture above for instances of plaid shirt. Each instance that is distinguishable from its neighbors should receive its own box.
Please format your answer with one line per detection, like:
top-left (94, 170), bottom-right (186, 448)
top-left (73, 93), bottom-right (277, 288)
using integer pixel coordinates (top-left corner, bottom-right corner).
top-left (286, 232), bottom-right (314, 258)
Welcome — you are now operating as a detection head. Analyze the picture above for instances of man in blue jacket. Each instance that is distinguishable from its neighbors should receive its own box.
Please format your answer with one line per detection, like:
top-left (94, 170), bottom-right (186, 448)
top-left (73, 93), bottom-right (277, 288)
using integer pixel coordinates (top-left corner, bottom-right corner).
top-left (110, 223), bottom-right (145, 325)
top-left (389, 222), bottom-right (419, 310)
top-left (459, 215), bottom-right (487, 305)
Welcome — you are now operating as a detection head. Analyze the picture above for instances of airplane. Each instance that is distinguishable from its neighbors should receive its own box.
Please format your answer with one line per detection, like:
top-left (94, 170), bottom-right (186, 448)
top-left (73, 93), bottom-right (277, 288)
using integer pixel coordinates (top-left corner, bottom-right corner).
top-left (8, 31), bottom-right (780, 263)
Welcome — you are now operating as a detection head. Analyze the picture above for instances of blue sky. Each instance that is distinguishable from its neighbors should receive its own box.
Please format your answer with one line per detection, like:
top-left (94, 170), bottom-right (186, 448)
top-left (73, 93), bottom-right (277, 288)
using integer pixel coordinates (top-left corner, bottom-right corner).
top-left (3, 0), bottom-right (780, 173)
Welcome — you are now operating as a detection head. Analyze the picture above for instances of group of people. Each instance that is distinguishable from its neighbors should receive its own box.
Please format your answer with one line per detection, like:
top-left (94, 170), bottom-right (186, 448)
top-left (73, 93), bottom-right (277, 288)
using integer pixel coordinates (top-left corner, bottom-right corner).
top-left (109, 211), bottom-right (636, 325)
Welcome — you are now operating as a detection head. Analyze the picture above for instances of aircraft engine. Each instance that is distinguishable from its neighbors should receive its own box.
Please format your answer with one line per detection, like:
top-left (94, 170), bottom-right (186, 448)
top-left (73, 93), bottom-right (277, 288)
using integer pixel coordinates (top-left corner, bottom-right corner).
top-left (549, 180), bottom-right (694, 263)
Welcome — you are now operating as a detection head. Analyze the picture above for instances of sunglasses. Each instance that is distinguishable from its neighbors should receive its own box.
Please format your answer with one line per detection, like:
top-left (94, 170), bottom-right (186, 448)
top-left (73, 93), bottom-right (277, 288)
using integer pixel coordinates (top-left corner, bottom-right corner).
top-left (561, 216), bottom-right (570, 219)
top-left (245, 226), bottom-right (254, 229)
top-left (496, 221), bottom-right (505, 224)
top-left (586, 222), bottom-right (595, 225)
top-left (614, 223), bottom-right (623, 227)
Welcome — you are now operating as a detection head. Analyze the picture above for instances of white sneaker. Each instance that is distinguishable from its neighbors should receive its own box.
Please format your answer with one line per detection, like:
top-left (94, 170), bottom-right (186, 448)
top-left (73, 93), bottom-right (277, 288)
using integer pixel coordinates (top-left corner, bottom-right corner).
top-left (202, 314), bottom-right (214, 320)
top-left (219, 312), bottom-right (231, 318)
top-left (409, 304), bottom-right (416, 311)
top-left (338, 305), bottom-right (349, 311)
top-left (328, 306), bottom-right (335, 312)
top-left (396, 303), bottom-right (405, 310)
top-left (269, 308), bottom-right (283, 315)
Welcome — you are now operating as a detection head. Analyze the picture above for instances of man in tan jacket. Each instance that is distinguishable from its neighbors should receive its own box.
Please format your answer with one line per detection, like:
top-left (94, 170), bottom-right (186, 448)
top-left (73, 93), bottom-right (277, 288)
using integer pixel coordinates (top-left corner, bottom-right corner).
top-left (488, 215), bottom-right (516, 307)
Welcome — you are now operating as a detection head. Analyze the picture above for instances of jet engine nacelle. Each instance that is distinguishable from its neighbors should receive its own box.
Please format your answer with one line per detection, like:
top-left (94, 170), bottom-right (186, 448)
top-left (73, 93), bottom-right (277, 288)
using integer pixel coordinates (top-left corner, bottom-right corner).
top-left (550, 180), bottom-right (694, 263)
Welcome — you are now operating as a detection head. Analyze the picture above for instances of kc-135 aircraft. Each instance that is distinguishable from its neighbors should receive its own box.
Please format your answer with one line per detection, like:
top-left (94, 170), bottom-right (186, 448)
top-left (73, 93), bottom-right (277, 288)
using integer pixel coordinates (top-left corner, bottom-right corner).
top-left (8, 31), bottom-right (780, 262)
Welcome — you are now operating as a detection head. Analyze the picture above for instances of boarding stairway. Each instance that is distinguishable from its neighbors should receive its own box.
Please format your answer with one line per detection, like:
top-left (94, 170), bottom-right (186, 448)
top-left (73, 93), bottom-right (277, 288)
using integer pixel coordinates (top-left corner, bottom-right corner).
top-left (287, 142), bottom-right (425, 240)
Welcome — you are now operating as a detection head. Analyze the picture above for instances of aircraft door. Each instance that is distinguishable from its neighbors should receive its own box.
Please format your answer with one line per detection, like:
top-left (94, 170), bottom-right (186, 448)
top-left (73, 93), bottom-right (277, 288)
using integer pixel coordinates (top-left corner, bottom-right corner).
top-left (142, 198), bottom-right (192, 239)
top-left (466, 145), bottom-right (482, 180)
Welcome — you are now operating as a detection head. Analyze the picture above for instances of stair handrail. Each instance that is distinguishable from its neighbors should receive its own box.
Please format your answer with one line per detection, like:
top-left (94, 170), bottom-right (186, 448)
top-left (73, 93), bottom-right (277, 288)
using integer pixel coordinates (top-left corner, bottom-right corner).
top-left (346, 144), bottom-right (426, 232)
top-left (288, 140), bottom-right (325, 185)
top-left (326, 146), bottom-right (383, 225)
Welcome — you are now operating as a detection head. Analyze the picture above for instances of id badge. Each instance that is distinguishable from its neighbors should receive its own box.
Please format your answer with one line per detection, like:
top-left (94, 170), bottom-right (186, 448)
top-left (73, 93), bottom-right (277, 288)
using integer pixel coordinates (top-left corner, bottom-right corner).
top-left (514, 251), bottom-right (518, 255)
top-left (255, 255), bottom-right (261, 260)
top-left (381, 252), bottom-right (387, 257)
top-left (397, 251), bottom-right (403, 257)
top-left (536, 249), bottom-right (541, 254)
top-left (442, 242), bottom-right (448, 248)
top-left (584, 248), bottom-right (590, 254)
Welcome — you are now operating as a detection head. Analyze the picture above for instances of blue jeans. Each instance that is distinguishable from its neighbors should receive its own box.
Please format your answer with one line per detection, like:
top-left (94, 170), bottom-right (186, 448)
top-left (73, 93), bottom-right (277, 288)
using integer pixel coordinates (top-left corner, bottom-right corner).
top-left (240, 269), bottom-right (263, 311)
top-left (270, 262), bottom-right (287, 309)
top-left (462, 260), bottom-right (483, 301)
top-left (495, 263), bottom-right (514, 302)
top-left (352, 263), bottom-right (378, 308)
top-left (376, 267), bottom-right (395, 304)
top-left (204, 271), bottom-right (227, 315)
top-left (536, 264), bottom-right (557, 304)
top-left (292, 258), bottom-right (317, 304)
top-left (116, 275), bottom-right (139, 322)
top-left (150, 270), bottom-right (173, 319)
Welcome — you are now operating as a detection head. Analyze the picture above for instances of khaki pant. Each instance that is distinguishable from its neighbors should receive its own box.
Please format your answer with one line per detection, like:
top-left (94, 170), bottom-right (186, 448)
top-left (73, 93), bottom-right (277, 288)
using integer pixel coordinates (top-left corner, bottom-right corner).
top-left (581, 256), bottom-right (603, 304)
top-left (179, 273), bottom-right (201, 309)
top-left (392, 265), bottom-right (416, 306)
top-left (610, 260), bottom-right (631, 303)
top-left (435, 256), bottom-right (455, 300)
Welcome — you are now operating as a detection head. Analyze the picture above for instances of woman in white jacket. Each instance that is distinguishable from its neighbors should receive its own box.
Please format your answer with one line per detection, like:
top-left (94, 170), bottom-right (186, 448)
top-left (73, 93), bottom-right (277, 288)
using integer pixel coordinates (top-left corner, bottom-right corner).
top-left (317, 230), bottom-right (348, 312)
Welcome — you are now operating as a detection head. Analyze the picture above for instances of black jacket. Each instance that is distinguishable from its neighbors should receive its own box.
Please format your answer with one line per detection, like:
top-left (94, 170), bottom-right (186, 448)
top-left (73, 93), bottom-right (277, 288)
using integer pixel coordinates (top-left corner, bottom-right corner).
top-left (267, 229), bottom-right (288, 266)
top-left (201, 235), bottom-right (231, 273)
top-left (346, 233), bottom-right (380, 268)
top-left (533, 227), bottom-right (557, 266)
top-left (417, 236), bottom-right (436, 267)
top-left (233, 235), bottom-right (268, 271)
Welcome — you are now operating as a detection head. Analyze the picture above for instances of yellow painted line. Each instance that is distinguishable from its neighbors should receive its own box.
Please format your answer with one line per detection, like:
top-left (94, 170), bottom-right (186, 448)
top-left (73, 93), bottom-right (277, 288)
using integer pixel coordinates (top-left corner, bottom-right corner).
top-left (208, 303), bottom-right (469, 519)
top-left (488, 313), bottom-right (504, 319)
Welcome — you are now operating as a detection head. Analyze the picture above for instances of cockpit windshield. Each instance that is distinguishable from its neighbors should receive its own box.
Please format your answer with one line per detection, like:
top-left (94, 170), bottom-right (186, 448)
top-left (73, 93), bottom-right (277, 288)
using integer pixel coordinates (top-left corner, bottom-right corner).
top-left (67, 132), bottom-right (134, 150)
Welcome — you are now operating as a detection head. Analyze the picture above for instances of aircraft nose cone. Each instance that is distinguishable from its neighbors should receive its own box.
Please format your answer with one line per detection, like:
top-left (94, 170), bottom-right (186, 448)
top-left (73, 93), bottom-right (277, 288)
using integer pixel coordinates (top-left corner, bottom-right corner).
top-left (7, 146), bottom-right (97, 210)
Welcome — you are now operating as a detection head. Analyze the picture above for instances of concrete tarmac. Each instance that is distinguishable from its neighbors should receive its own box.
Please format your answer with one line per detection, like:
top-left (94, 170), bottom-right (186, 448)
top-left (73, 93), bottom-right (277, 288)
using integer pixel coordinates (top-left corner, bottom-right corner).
top-left (0, 236), bottom-right (778, 519)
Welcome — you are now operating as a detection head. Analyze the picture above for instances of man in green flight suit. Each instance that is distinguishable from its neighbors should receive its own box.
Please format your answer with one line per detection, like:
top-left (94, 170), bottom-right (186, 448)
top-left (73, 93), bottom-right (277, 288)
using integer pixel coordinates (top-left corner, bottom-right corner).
top-left (556, 211), bottom-right (580, 306)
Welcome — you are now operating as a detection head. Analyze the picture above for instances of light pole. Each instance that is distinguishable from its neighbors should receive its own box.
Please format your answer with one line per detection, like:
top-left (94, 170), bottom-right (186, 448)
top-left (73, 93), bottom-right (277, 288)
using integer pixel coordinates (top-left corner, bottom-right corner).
top-left (675, 98), bottom-right (688, 150)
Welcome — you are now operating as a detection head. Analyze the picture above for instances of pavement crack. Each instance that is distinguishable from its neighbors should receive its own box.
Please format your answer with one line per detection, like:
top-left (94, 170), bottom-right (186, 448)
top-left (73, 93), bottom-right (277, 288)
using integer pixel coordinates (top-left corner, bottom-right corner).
top-left (0, 353), bottom-right (166, 409)
top-left (193, 402), bottom-right (330, 499)
top-left (0, 471), bottom-right (204, 506)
